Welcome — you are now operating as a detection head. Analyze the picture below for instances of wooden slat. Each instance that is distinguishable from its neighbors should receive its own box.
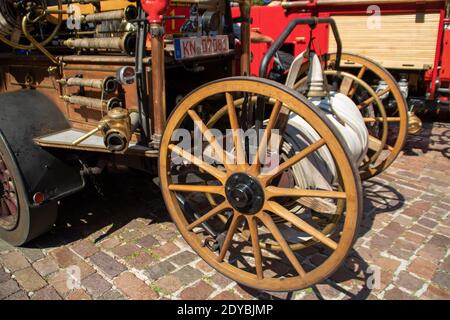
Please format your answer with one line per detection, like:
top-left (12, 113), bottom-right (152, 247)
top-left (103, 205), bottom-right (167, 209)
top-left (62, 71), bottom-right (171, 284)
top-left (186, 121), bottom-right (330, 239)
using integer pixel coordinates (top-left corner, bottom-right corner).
top-left (328, 13), bottom-right (440, 70)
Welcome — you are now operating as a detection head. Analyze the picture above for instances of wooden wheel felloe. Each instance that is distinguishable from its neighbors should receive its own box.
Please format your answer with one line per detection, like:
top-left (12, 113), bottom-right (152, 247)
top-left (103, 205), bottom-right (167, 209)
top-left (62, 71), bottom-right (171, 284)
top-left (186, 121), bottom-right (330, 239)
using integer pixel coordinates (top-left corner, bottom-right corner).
top-left (159, 77), bottom-right (362, 291)
top-left (295, 52), bottom-right (409, 180)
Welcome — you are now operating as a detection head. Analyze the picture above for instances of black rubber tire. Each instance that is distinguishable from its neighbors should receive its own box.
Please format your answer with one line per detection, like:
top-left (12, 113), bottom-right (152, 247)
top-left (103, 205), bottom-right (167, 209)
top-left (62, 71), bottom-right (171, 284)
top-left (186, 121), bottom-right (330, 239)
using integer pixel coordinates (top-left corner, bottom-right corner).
top-left (0, 136), bottom-right (58, 246)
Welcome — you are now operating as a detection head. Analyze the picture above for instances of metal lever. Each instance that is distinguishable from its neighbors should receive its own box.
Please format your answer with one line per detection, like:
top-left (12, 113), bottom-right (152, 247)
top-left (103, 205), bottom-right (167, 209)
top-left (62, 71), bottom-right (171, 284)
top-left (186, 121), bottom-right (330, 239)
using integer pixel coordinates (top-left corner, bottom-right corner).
top-left (72, 125), bottom-right (105, 146)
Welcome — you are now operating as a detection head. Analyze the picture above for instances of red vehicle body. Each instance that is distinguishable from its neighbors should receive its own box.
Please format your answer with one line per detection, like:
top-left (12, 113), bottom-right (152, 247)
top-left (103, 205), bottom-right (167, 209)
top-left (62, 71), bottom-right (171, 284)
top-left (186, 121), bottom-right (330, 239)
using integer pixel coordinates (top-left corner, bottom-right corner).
top-left (233, 1), bottom-right (450, 109)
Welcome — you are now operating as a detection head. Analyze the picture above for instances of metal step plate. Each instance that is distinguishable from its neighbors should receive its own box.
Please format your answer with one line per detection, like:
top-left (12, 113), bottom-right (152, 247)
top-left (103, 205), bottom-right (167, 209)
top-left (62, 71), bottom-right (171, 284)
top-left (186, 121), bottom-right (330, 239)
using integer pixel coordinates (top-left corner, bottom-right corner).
top-left (34, 129), bottom-right (158, 157)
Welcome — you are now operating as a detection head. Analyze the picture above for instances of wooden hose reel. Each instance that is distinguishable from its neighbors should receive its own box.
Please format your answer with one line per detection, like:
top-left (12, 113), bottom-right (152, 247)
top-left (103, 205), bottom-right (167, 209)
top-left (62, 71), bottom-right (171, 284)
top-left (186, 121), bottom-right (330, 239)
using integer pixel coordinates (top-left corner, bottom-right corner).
top-left (293, 53), bottom-right (409, 180)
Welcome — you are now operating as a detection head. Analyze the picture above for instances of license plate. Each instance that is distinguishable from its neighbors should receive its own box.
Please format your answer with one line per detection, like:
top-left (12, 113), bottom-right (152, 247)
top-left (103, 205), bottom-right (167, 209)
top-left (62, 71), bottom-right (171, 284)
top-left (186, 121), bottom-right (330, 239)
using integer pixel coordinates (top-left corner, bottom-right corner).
top-left (174, 35), bottom-right (230, 60)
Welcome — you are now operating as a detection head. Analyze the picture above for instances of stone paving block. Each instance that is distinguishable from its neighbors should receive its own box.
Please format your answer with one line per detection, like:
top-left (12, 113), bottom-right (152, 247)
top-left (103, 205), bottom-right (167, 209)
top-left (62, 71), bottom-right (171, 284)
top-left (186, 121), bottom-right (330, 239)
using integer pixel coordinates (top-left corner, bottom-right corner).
top-left (195, 260), bottom-right (214, 273)
top-left (50, 247), bottom-right (95, 279)
top-left (32, 257), bottom-right (59, 277)
top-left (395, 271), bottom-right (424, 293)
top-left (432, 271), bottom-right (450, 292)
top-left (172, 265), bottom-right (203, 285)
top-left (152, 242), bottom-right (180, 258)
top-left (111, 243), bottom-right (140, 258)
top-left (99, 237), bottom-right (121, 250)
top-left (0, 268), bottom-right (10, 283)
top-left (66, 289), bottom-right (92, 300)
top-left (154, 274), bottom-right (183, 294)
top-left (179, 280), bottom-right (214, 300)
top-left (136, 234), bottom-right (159, 248)
top-left (0, 279), bottom-right (19, 299)
top-left (19, 247), bottom-right (45, 263)
top-left (169, 251), bottom-right (197, 266)
top-left (421, 284), bottom-right (450, 300)
top-left (98, 290), bottom-right (125, 300)
top-left (81, 273), bottom-right (112, 298)
top-left (48, 270), bottom-right (74, 297)
top-left (5, 290), bottom-right (29, 300)
top-left (0, 251), bottom-right (30, 272)
top-left (89, 252), bottom-right (126, 278)
top-left (212, 291), bottom-right (241, 300)
top-left (31, 286), bottom-right (62, 300)
top-left (407, 257), bottom-right (438, 280)
top-left (14, 267), bottom-right (47, 292)
top-left (126, 251), bottom-right (156, 269)
top-left (384, 287), bottom-right (415, 300)
top-left (0, 240), bottom-right (13, 253)
top-left (71, 240), bottom-right (100, 258)
top-left (145, 261), bottom-right (176, 280)
top-left (211, 272), bottom-right (233, 288)
top-left (114, 272), bottom-right (158, 300)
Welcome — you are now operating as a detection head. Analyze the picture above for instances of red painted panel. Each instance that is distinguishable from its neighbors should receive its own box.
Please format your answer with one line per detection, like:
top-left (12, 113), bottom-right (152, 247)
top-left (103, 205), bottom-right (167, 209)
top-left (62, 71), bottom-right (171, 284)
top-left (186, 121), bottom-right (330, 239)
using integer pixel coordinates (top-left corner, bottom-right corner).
top-left (439, 28), bottom-right (450, 81)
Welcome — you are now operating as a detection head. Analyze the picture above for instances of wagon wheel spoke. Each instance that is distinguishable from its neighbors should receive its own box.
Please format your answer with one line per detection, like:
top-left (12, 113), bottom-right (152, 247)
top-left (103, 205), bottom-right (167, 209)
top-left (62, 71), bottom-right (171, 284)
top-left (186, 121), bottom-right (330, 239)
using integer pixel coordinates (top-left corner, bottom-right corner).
top-left (347, 66), bottom-right (367, 98)
top-left (247, 216), bottom-right (264, 279)
top-left (265, 186), bottom-right (346, 200)
top-left (168, 144), bottom-right (226, 183)
top-left (168, 184), bottom-right (225, 195)
top-left (188, 110), bottom-right (234, 170)
top-left (187, 201), bottom-right (230, 231)
top-left (358, 87), bottom-right (391, 110)
top-left (364, 117), bottom-right (401, 123)
top-left (217, 212), bottom-right (242, 262)
top-left (265, 201), bottom-right (338, 251)
top-left (225, 93), bottom-right (247, 169)
top-left (296, 197), bottom-right (337, 214)
top-left (259, 212), bottom-right (306, 277)
top-left (249, 100), bottom-right (282, 176)
top-left (369, 136), bottom-right (394, 152)
top-left (260, 139), bottom-right (326, 185)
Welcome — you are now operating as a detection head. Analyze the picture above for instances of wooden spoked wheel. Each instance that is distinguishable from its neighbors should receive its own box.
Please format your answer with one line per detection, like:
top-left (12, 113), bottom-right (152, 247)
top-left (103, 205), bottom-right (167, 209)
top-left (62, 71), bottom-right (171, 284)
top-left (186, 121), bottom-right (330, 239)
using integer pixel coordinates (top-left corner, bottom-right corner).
top-left (159, 77), bottom-right (362, 291)
top-left (294, 52), bottom-right (408, 180)
top-left (205, 95), bottom-right (347, 252)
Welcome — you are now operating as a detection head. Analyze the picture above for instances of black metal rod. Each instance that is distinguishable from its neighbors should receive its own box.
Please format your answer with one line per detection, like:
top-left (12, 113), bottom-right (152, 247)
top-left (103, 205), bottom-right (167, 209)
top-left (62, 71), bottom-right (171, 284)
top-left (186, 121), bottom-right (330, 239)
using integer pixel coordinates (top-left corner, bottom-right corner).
top-left (259, 17), bottom-right (342, 78)
top-left (135, 5), bottom-right (151, 145)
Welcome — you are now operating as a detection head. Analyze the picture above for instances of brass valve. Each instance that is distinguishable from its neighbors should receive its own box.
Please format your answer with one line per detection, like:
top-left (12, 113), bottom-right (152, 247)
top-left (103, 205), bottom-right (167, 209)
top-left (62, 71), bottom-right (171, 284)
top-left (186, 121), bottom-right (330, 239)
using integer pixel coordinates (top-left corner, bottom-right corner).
top-left (72, 108), bottom-right (140, 153)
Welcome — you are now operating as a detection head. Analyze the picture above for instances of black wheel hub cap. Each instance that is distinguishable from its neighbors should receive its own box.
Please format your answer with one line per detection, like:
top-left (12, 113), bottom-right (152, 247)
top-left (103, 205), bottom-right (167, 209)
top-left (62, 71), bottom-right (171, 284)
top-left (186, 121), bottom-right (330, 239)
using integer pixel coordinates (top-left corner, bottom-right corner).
top-left (225, 173), bottom-right (264, 214)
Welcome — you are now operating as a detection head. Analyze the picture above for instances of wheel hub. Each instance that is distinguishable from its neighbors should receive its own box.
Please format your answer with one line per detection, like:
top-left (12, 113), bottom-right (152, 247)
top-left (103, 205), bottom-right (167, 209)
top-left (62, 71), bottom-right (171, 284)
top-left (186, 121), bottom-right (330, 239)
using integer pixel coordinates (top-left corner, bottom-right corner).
top-left (225, 173), bottom-right (264, 214)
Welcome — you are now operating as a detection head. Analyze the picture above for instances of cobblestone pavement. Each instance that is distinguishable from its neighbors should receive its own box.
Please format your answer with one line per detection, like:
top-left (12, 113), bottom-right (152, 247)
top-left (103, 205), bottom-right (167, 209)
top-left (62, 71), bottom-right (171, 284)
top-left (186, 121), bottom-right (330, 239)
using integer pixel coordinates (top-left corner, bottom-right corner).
top-left (1, 122), bottom-right (449, 300)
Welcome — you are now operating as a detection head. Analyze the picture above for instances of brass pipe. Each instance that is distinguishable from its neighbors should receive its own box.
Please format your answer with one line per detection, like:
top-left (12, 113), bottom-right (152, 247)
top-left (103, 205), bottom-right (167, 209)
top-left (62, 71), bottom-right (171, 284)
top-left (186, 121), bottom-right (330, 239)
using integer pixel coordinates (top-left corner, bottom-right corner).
top-left (82, 5), bottom-right (138, 23)
top-left (21, 17), bottom-right (59, 65)
top-left (58, 76), bottom-right (118, 93)
top-left (150, 24), bottom-right (167, 146)
top-left (64, 33), bottom-right (137, 55)
top-left (61, 95), bottom-right (122, 110)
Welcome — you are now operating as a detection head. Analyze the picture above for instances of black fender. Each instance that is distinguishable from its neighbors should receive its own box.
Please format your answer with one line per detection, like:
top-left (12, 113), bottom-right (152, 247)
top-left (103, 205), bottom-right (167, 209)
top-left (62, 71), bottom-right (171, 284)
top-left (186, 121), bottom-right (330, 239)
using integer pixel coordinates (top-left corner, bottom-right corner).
top-left (0, 89), bottom-right (85, 205)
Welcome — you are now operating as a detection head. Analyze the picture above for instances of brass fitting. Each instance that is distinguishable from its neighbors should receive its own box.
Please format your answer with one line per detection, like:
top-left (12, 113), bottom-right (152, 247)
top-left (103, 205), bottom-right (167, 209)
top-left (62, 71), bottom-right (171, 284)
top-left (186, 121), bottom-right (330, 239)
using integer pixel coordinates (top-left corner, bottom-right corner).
top-left (408, 111), bottom-right (423, 135)
top-left (102, 108), bottom-right (139, 153)
top-left (72, 108), bottom-right (140, 153)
